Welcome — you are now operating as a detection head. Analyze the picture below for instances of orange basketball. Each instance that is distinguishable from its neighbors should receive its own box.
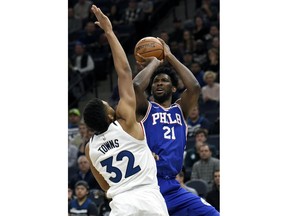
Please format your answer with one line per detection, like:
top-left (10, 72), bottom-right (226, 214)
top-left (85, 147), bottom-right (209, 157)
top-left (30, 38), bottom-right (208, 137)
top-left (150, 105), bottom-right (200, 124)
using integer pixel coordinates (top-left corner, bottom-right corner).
top-left (134, 37), bottom-right (164, 62)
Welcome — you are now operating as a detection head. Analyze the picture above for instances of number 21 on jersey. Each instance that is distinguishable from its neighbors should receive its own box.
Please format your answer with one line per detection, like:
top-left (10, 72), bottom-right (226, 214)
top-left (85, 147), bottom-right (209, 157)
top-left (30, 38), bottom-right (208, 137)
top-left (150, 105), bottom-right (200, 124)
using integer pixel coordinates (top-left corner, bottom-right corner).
top-left (163, 126), bottom-right (176, 139)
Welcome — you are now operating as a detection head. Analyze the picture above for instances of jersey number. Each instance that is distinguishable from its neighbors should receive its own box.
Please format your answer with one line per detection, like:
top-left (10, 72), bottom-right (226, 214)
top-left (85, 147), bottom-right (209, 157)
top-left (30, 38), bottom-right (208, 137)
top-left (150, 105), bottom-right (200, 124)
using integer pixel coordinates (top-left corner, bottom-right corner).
top-left (163, 126), bottom-right (176, 139)
top-left (100, 150), bottom-right (141, 183)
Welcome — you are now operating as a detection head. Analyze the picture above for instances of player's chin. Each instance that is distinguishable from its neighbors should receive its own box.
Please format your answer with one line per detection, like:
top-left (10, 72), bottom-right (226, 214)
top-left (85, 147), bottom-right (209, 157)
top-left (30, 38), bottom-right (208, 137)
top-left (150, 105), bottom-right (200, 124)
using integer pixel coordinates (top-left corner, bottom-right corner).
top-left (153, 94), bottom-right (169, 103)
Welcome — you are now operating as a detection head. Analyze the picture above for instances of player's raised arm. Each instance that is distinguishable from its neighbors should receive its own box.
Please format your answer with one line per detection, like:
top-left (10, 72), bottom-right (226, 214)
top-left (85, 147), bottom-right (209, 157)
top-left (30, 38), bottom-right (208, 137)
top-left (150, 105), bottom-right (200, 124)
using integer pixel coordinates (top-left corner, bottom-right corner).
top-left (91, 5), bottom-right (134, 123)
top-left (157, 37), bottom-right (201, 119)
top-left (133, 55), bottom-right (162, 118)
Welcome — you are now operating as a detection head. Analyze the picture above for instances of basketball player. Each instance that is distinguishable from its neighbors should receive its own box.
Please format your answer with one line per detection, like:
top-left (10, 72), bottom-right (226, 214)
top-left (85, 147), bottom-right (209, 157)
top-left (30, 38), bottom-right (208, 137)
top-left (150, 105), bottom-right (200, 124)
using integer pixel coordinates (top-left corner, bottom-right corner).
top-left (133, 38), bottom-right (220, 215)
top-left (83, 5), bottom-right (169, 216)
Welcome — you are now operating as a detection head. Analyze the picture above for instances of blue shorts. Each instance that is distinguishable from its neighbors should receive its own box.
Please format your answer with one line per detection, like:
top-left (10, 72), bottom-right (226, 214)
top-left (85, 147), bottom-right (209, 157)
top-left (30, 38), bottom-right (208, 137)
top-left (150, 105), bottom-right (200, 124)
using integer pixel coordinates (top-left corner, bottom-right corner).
top-left (158, 177), bottom-right (219, 216)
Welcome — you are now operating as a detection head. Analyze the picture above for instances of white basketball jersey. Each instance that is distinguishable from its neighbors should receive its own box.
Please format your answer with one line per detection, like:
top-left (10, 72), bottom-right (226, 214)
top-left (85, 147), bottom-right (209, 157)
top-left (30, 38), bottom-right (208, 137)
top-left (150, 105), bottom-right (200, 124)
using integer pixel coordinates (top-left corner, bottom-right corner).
top-left (88, 121), bottom-right (159, 199)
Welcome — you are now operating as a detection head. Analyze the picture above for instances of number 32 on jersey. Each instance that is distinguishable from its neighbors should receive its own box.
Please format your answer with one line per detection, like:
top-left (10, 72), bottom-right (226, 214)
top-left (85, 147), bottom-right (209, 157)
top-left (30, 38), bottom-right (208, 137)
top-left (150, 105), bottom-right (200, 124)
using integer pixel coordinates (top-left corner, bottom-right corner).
top-left (100, 150), bottom-right (141, 183)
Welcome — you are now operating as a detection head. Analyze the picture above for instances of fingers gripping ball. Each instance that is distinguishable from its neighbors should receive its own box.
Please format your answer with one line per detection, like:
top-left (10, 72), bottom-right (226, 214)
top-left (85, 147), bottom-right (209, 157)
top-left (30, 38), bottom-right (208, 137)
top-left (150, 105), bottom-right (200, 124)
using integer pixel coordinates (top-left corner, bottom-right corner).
top-left (134, 37), bottom-right (164, 62)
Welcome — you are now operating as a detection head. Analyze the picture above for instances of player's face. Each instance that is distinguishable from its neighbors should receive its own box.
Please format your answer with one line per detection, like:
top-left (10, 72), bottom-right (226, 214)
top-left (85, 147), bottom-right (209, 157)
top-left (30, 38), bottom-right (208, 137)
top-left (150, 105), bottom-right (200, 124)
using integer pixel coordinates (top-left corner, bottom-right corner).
top-left (151, 73), bottom-right (173, 103)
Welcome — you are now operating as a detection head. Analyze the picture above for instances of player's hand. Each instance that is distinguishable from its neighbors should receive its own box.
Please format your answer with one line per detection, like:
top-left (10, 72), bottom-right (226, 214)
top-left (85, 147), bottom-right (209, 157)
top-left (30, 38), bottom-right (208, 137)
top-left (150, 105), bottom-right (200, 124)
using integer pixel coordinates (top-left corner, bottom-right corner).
top-left (91, 5), bottom-right (112, 32)
top-left (157, 37), bottom-right (172, 59)
top-left (152, 152), bottom-right (159, 161)
top-left (136, 53), bottom-right (162, 69)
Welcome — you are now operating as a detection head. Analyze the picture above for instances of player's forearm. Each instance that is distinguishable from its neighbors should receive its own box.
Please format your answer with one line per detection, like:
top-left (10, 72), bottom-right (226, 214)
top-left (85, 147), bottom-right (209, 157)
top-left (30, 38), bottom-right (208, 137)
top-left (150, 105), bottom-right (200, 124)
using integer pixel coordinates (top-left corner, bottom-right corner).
top-left (166, 53), bottom-right (200, 92)
top-left (133, 59), bottom-right (159, 90)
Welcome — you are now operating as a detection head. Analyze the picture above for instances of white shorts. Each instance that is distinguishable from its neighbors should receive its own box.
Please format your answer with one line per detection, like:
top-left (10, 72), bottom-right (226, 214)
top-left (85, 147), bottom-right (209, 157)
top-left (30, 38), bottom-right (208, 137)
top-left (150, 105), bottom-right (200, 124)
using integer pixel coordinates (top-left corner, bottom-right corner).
top-left (109, 187), bottom-right (169, 216)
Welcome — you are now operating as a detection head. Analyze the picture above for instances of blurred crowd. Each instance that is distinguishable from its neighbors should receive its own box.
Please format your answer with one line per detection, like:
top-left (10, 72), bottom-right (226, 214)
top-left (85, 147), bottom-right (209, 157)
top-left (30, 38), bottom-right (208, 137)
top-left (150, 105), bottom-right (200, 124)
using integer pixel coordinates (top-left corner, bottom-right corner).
top-left (68, 0), bottom-right (220, 215)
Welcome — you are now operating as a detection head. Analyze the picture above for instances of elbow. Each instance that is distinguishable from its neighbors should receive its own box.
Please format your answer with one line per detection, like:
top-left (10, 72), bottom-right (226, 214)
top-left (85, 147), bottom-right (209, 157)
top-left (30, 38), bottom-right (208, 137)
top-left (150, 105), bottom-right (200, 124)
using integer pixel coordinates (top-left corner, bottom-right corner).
top-left (192, 83), bottom-right (201, 95)
top-left (133, 79), bottom-right (141, 90)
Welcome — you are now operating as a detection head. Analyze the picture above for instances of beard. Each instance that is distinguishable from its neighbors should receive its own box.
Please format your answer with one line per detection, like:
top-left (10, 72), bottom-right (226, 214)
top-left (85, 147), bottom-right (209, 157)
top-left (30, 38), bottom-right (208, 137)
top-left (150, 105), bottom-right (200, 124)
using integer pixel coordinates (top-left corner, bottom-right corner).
top-left (152, 89), bottom-right (172, 104)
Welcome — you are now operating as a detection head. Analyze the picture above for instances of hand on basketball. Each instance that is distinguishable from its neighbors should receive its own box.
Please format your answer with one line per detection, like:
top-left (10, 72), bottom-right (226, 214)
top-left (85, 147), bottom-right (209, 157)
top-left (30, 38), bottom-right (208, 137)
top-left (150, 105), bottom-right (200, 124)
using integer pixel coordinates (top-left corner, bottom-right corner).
top-left (135, 53), bottom-right (162, 69)
top-left (157, 37), bottom-right (172, 59)
top-left (91, 5), bottom-right (112, 32)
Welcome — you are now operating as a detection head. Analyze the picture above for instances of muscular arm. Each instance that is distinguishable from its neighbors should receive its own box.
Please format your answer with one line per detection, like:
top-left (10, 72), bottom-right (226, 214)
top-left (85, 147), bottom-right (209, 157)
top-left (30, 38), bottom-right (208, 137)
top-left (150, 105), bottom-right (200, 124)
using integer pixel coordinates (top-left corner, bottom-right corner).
top-left (133, 56), bottom-right (162, 119)
top-left (91, 5), bottom-right (145, 140)
top-left (91, 5), bottom-right (135, 129)
top-left (158, 38), bottom-right (200, 119)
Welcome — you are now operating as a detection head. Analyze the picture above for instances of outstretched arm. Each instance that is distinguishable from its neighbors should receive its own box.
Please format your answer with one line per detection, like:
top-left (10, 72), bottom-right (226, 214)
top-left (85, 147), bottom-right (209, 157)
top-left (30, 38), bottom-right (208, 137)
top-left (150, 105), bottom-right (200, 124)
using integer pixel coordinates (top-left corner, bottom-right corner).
top-left (91, 5), bottom-right (134, 125)
top-left (158, 38), bottom-right (200, 119)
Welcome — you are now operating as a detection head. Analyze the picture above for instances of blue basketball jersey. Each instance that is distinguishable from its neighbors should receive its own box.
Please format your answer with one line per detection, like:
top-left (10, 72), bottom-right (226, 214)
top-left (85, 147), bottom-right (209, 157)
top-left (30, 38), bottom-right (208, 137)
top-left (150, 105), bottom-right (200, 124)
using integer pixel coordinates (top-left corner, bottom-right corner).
top-left (142, 101), bottom-right (220, 216)
top-left (142, 101), bottom-right (188, 179)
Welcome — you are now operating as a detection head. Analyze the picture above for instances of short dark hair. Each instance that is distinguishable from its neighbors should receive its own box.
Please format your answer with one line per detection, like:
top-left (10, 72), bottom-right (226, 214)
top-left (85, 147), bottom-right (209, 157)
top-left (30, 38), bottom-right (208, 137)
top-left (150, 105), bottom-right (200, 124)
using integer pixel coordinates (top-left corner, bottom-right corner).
top-left (83, 98), bottom-right (109, 134)
top-left (75, 180), bottom-right (89, 190)
top-left (195, 128), bottom-right (208, 138)
top-left (150, 65), bottom-right (179, 88)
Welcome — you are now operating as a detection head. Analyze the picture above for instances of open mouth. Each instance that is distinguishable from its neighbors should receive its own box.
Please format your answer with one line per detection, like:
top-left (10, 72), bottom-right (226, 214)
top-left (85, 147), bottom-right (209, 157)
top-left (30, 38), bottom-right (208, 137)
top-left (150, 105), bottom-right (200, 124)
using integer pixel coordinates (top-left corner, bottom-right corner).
top-left (156, 88), bottom-right (164, 94)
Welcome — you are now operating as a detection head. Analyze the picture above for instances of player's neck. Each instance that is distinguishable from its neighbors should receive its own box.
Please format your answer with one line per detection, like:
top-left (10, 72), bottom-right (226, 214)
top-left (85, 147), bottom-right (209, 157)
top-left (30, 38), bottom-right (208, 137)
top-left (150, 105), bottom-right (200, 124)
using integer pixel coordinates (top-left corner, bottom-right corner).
top-left (154, 98), bottom-right (172, 108)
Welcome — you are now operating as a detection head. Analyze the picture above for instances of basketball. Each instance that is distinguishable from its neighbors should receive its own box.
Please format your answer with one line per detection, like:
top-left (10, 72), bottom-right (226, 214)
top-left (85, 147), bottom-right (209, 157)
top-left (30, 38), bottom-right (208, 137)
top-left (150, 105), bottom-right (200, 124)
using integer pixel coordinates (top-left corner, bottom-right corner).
top-left (134, 37), bottom-right (164, 62)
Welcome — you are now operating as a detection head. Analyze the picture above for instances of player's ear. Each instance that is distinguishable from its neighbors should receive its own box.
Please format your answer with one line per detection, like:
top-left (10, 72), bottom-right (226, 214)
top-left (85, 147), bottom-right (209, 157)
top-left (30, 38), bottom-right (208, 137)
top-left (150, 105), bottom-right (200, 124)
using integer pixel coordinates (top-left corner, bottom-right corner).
top-left (108, 114), bottom-right (114, 121)
top-left (172, 86), bottom-right (177, 93)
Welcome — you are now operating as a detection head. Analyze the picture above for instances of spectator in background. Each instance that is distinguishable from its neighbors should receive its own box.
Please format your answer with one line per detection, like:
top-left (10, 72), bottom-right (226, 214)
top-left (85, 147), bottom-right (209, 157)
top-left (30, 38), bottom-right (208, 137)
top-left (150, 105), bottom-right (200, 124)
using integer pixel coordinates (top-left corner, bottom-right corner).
top-left (68, 61), bottom-right (86, 109)
top-left (211, 36), bottom-right (219, 53)
top-left (179, 29), bottom-right (195, 54)
top-left (68, 8), bottom-right (83, 37)
top-left (123, 0), bottom-right (143, 25)
top-left (169, 40), bottom-right (183, 63)
top-left (205, 169), bottom-right (220, 212)
top-left (205, 48), bottom-right (219, 81)
top-left (137, 0), bottom-right (154, 39)
top-left (196, 0), bottom-right (219, 24)
top-left (187, 105), bottom-right (211, 136)
top-left (68, 186), bottom-right (75, 202)
top-left (204, 25), bottom-right (219, 50)
top-left (73, 0), bottom-right (93, 21)
top-left (77, 128), bottom-right (94, 157)
top-left (71, 122), bottom-right (88, 148)
top-left (190, 61), bottom-right (205, 87)
top-left (184, 128), bottom-right (219, 181)
top-left (182, 51), bottom-right (194, 68)
top-left (69, 138), bottom-right (79, 170)
top-left (107, 4), bottom-right (124, 28)
top-left (137, 0), bottom-right (154, 21)
top-left (159, 30), bottom-right (170, 44)
top-left (68, 180), bottom-right (99, 216)
top-left (69, 41), bottom-right (95, 92)
top-left (193, 39), bottom-right (208, 68)
top-left (191, 143), bottom-right (220, 191)
top-left (68, 108), bottom-right (81, 142)
top-left (168, 18), bottom-right (184, 43)
top-left (193, 16), bottom-right (209, 41)
top-left (201, 71), bottom-right (219, 103)
top-left (69, 155), bottom-right (102, 191)
top-left (78, 21), bottom-right (101, 53)
top-left (184, 128), bottom-right (208, 180)
top-left (176, 171), bottom-right (198, 195)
